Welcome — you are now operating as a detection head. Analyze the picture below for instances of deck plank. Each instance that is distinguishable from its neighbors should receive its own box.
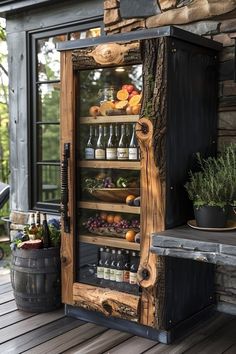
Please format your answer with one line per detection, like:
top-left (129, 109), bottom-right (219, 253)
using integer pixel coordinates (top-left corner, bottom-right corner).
top-left (143, 313), bottom-right (234, 354)
top-left (103, 336), bottom-right (157, 353)
top-left (0, 282), bottom-right (12, 294)
top-left (0, 317), bottom-right (85, 354)
top-left (184, 317), bottom-right (236, 354)
top-left (0, 290), bottom-right (14, 304)
top-left (23, 323), bottom-right (107, 354)
top-left (0, 309), bottom-right (36, 329)
top-left (64, 328), bottom-right (132, 354)
top-left (0, 299), bottom-right (17, 315)
top-left (0, 273), bottom-right (11, 285)
top-left (0, 308), bottom-right (65, 344)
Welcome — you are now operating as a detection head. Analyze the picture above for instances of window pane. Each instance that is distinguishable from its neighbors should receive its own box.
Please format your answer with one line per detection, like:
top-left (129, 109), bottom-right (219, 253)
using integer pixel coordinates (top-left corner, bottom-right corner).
top-left (37, 124), bottom-right (60, 161)
top-left (38, 83), bottom-right (60, 122)
top-left (37, 35), bottom-right (66, 81)
top-left (70, 27), bottom-right (101, 40)
top-left (37, 165), bottom-right (60, 203)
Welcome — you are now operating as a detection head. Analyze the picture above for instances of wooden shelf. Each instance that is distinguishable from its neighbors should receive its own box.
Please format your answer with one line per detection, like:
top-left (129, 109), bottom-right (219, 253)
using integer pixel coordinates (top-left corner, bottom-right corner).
top-left (79, 201), bottom-right (140, 214)
top-left (79, 160), bottom-right (140, 170)
top-left (79, 233), bottom-right (140, 251)
top-left (80, 115), bottom-right (139, 124)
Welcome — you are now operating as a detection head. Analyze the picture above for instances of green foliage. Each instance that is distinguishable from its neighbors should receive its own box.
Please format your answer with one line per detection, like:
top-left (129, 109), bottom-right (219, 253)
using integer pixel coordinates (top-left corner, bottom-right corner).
top-left (185, 144), bottom-right (236, 208)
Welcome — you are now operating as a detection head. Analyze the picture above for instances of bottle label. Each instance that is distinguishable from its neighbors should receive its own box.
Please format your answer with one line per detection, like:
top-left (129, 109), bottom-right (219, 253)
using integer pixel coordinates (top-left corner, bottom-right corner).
top-left (85, 147), bottom-right (94, 160)
top-left (117, 148), bottom-right (128, 160)
top-left (109, 269), bottom-right (116, 281)
top-left (106, 148), bottom-right (117, 160)
top-left (104, 268), bottom-right (110, 280)
top-left (97, 266), bottom-right (104, 279)
top-left (129, 272), bottom-right (137, 285)
top-left (123, 270), bottom-right (130, 283)
top-left (95, 149), bottom-right (105, 160)
top-left (115, 269), bottom-right (124, 282)
top-left (129, 148), bottom-right (138, 160)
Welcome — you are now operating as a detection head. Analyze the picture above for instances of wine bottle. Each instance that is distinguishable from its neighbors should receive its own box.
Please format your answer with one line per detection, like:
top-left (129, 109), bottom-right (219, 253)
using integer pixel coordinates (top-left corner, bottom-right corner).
top-left (129, 251), bottom-right (139, 285)
top-left (115, 250), bottom-right (124, 282)
top-left (85, 125), bottom-right (95, 160)
top-left (109, 249), bottom-right (117, 281)
top-left (97, 247), bottom-right (105, 279)
top-left (125, 124), bottom-right (131, 144)
top-left (123, 250), bottom-right (130, 283)
top-left (117, 124), bottom-right (128, 160)
top-left (95, 125), bottom-right (105, 160)
top-left (104, 125), bottom-right (109, 147)
top-left (106, 124), bottom-right (117, 160)
top-left (28, 213), bottom-right (38, 240)
top-left (129, 123), bottom-right (139, 160)
top-left (42, 213), bottom-right (51, 248)
top-left (103, 248), bottom-right (111, 280)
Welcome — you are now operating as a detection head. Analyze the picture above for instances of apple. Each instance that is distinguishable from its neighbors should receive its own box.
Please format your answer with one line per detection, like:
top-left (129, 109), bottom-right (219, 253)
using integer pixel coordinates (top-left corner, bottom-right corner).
top-left (122, 84), bottom-right (129, 90)
top-left (126, 84), bottom-right (135, 93)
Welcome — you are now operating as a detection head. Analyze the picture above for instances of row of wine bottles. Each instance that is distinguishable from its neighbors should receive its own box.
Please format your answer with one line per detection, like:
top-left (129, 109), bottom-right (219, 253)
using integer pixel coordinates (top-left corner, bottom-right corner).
top-left (84, 123), bottom-right (140, 161)
top-left (97, 247), bottom-right (140, 285)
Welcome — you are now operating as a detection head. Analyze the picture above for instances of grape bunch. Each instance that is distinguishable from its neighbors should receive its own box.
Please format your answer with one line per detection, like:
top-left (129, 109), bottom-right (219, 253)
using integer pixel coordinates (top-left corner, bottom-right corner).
top-left (83, 215), bottom-right (140, 233)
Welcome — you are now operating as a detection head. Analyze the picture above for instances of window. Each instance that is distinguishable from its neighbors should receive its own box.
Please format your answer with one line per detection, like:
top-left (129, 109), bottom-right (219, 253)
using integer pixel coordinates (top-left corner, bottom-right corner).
top-left (30, 22), bottom-right (102, 212)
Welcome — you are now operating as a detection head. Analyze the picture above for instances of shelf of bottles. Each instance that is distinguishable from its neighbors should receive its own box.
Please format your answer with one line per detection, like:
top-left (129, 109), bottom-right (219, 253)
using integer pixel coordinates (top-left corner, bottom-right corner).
top-left (76, 64), bottom-right (142, 294)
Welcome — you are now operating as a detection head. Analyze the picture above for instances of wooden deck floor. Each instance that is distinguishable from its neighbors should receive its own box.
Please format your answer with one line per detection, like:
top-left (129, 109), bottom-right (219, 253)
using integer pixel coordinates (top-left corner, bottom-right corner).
top-left (1, 274), bottom-right (236, 354)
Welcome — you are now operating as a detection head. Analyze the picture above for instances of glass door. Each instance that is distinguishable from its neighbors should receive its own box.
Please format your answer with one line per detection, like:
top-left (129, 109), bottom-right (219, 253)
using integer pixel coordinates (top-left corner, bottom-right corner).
top-left (76, 64), bottom-right (142, 295)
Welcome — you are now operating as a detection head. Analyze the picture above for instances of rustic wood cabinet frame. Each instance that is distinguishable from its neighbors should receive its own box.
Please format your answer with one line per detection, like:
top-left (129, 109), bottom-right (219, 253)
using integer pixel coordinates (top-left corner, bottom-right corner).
top-left (59, 26), bottom-right (222, 343)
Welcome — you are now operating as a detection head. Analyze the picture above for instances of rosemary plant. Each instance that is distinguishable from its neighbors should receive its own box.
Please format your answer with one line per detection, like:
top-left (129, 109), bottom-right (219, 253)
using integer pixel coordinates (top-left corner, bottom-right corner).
top-left (185, 144), bottom-right (236, 209)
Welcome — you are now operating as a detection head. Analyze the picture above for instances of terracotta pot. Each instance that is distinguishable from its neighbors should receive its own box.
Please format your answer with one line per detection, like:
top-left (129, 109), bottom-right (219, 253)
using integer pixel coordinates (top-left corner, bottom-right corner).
top-left (194, 205), bottom-right (228, 228)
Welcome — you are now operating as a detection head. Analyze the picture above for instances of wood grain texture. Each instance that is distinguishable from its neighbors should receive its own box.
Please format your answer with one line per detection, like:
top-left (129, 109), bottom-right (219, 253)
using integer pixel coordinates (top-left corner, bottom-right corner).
top-left (60, 50), bottom-right (76, 305)
top-left (72, 41), bottom-right (141, 69)
top-left (73, 283), bottom-right (140, 321)
top-left (146, 0), bottom-right (236, 28)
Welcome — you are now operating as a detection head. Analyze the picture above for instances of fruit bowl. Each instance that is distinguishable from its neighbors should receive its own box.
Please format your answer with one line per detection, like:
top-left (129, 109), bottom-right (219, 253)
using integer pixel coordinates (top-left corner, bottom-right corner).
top-left (86, 188), bottom-right (140, 203)
top-left (88, 226), bottom-right (139, 238)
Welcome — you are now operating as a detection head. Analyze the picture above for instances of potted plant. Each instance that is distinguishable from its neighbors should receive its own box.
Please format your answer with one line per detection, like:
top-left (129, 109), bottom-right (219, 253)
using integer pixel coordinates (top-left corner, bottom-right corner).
top-left (185, 144), bottom-right (236, 228)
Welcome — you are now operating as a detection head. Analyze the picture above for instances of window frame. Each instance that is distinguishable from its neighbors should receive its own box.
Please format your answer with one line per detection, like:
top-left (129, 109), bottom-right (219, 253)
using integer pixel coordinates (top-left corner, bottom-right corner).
top-left (28, 19), bottom-right (103, 213)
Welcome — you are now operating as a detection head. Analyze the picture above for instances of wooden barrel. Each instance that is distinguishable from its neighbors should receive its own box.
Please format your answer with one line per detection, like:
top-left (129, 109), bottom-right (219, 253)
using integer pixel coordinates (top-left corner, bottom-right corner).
top-left (11, 247), bottom-right (61, 312)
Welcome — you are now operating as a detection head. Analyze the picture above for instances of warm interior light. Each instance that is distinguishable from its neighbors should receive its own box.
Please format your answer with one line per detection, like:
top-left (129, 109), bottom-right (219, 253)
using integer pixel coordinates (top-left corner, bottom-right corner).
top-left (115, 67), bottom-right (125, 72)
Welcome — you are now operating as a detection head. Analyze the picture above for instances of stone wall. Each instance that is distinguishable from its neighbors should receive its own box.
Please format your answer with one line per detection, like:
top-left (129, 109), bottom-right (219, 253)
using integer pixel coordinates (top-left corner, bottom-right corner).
top-left (104, 0), bottom-right (236, 312)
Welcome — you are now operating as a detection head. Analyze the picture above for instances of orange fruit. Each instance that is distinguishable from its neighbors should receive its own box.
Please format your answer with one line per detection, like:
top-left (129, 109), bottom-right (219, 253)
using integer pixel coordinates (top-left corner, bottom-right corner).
top-left (129, 94), bottom-right (142, 107)
top-left (125, 230), bottom-right (136, 242)
top-left (107, 214), bottom-right (114, 224)
top-left (114, 214), bottom-right (123, 223)
top-left (100, 101), bottom-right (115, 116)
top-left (100, 212), bottom-right (108, 221)
top-left (126, 106), bottom-right (133, 115)
top-left (126, 195), bottom-right (136, 206)
top-left (117, 89), bottom-right (129, 101)
top-left (115, 100), bottom-right (128, 110)
top-left (132, 104), bottom-right (141, 115)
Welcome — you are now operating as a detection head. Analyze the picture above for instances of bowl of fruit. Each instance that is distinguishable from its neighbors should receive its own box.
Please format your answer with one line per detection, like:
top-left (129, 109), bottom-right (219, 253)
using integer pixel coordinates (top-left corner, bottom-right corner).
top-left (89, 84), bottom-right (142, 118)
top-left (83, 213), bottom-right (140, 240)
top-left (83, 176), bottom-right (140, 203)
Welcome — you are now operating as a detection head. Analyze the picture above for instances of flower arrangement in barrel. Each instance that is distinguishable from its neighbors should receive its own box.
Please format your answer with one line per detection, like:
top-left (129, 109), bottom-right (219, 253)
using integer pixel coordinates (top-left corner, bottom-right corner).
top-left (11, 212), bottom-right (61, 250)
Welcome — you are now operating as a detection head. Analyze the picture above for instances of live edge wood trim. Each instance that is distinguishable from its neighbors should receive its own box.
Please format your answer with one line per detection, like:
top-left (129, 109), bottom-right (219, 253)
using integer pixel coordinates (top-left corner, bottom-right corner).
top-left (73, 283), bottom-right (140, 322)
top-left (60, 50), bottom-right (76, 305)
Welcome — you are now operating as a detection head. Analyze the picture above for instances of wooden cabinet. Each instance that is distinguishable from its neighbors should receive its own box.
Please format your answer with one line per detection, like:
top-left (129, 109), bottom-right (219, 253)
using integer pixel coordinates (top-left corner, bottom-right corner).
top-left (58, 27), bottom-right (221, 343)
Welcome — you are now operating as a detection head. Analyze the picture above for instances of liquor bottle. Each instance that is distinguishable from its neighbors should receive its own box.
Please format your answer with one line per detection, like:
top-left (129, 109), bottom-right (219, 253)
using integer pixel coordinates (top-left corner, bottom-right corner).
top-left (97, 247), bottom-right (105, 279)
top-left (109, 249), bottom-right (117, 281)
top-left (42, 213), bottom-right (51, 248)
top-left (95, 124), bottom-right (105, 160)
top-left (103, 248), bottom-right (111, 280)
top-left (129, 123), bottom-right (139, 160)
top-left (85, 125), bottom-right (95, 160)
top-left (129, 251), bottom-right (139, 285)
top-left (117, 124), bottom-right (128, 160)
top-left (106, 124), bottom-right (117, 160)
top-left (28, 213), bottom-right (38, 240)
top-left (115, 250), bottom-right (124, 282)
top-left (123, 250), bottom-right (130, 283)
